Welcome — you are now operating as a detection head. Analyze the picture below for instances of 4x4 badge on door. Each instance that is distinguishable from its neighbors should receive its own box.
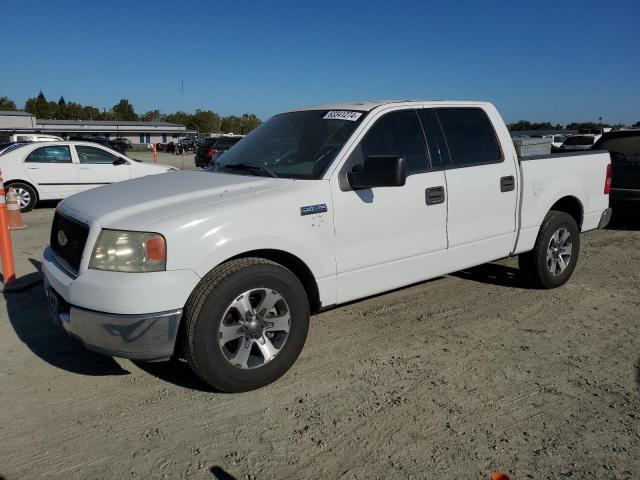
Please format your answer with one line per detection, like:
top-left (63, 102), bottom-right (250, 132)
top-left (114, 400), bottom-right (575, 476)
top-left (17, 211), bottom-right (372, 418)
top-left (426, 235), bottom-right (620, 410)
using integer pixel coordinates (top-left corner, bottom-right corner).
top-left (300, 204), bottom-right (328, 216)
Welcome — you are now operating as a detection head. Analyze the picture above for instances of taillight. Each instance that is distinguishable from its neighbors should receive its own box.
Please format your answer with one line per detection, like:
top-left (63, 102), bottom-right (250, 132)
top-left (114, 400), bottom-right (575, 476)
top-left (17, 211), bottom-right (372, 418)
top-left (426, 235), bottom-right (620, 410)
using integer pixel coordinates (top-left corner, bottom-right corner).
top-left (206, 147), bottom-right (218, 159)
top-left (604, 163), bottom-right (612, 194)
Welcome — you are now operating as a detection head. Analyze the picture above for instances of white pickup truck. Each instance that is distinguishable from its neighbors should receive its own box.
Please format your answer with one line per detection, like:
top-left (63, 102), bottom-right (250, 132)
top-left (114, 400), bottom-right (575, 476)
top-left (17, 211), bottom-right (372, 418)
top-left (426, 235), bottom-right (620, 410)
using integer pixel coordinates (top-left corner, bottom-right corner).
top-left (42, 100), bottom-right (612, 392)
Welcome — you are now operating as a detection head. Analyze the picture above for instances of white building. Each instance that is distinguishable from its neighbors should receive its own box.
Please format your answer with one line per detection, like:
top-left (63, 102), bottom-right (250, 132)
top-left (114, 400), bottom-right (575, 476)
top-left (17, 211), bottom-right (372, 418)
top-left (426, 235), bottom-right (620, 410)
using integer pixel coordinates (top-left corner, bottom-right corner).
top-left (0, 111), bottom-right (193, 146)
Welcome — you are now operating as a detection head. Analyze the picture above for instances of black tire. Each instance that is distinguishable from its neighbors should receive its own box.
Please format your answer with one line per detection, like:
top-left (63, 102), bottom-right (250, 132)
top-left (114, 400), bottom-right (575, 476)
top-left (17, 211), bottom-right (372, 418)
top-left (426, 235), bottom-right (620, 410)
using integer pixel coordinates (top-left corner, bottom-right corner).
top-left (182, 257), bottom-right (310, 392)
top-left (518, 211), bottom-right (580, 289)
top-left (8, 182), bottom-right (37, 213)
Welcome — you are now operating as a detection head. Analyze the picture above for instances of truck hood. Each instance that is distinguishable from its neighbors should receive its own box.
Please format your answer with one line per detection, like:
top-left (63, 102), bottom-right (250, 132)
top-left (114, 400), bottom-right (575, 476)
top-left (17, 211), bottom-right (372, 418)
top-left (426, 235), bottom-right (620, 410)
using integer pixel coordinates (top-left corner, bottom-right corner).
top-left (60, 170), bottom-right (292, 228)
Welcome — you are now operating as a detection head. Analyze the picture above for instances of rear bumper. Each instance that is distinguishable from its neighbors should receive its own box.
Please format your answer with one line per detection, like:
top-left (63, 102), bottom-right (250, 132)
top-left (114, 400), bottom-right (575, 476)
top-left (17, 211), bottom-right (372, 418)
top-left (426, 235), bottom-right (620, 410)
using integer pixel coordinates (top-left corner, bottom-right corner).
top-left (610, 188), bottom-right (640, 205)
top-left (598, 207), bottom-right (612, 229)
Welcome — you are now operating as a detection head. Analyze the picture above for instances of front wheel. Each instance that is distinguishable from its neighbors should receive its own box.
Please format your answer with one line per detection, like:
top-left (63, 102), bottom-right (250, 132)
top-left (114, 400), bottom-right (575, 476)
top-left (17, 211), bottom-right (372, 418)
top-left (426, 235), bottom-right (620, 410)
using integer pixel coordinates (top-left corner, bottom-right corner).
top-left (182, 258), bottom-right (310, 392)
top-left (519, 211), bottom-right (580, 289)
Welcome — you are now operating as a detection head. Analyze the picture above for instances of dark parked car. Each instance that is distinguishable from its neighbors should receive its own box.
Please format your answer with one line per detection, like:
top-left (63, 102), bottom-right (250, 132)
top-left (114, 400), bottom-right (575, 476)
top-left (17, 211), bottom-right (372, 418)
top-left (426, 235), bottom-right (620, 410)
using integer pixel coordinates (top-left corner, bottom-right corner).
top-left (194, 136), bottom-right (242, 168)
top-left (179, 137), bottom-right (196, 152)
top-left (68, 136), bottom-right (128, 154)
top-left (111, 137), bottom-right (132, 152)
top-left (593, 130), bottom-right (640, 207)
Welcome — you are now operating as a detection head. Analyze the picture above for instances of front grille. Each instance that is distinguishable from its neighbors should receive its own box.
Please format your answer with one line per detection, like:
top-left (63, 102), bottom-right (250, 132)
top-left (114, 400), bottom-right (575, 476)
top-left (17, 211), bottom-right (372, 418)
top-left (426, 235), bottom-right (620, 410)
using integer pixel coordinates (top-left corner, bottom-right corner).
top-left (50, 212), bottom-right (89, 273)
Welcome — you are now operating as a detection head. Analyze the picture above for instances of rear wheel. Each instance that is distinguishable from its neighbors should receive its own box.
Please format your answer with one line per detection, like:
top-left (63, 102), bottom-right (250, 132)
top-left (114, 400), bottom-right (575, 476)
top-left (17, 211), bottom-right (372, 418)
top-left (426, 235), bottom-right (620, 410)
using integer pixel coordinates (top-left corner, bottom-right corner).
top-left (519, 211), bottom-right (580, 289)
top-left (182, 257), bottom-right (310, 392)
top-left (8, 182), bottom-right (37, 212)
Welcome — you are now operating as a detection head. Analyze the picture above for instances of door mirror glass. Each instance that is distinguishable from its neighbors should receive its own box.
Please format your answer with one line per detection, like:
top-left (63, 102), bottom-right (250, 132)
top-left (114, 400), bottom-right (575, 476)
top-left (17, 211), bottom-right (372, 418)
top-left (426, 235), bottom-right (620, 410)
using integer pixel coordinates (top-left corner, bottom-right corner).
top-left (347, 156), bottom-right (406, 189)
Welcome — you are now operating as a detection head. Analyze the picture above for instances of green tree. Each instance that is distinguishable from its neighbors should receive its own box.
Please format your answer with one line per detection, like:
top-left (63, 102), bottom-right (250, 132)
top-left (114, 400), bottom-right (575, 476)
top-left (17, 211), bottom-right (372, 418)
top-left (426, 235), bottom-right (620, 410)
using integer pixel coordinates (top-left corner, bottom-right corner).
top-left (57, 96), bottom-right (67, 119)
top-left (80, 105), bottom-right (102, 120)
top-left (220, 115), bottom-right (243, 134)
top-left (165, 111), bottom-right (196, 129)
top-left (240, 113), bottom-right (261, 134)
top-left (110, 99), bottom-right (138, 121)
top-left (565, 122), bottom-right (610, 130)
top-left (192, 109), bottom-right (221, 133)
top-left (64, 102), bottom-right (83, 120)
top-left (140, 109), bottom-right (163, 122)
top-left (0, 96), bottom-right (17, 111)
top-left (508, 120), bottom-right (560, 131)
top-left (36, 91), bottom-right (49, 117)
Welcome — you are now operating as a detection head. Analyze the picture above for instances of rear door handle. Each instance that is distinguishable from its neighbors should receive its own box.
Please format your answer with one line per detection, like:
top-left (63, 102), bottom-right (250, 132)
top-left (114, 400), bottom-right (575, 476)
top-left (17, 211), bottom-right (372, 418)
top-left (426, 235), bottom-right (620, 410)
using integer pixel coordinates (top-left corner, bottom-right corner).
top-left (425, 186), bottom-right (445, 205)
top-left (500, 175), bottom-right (515, 192)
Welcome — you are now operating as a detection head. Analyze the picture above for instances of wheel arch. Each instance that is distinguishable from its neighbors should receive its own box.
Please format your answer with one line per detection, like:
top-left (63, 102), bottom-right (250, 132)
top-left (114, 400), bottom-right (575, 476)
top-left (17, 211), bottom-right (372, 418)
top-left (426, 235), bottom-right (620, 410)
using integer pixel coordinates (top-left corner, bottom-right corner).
top-left (548, 195), bottom-right (583, 229)
top-left (5, 179), bottom-right (40, 198)
top-left (227, 249), bottom-right (321, 314)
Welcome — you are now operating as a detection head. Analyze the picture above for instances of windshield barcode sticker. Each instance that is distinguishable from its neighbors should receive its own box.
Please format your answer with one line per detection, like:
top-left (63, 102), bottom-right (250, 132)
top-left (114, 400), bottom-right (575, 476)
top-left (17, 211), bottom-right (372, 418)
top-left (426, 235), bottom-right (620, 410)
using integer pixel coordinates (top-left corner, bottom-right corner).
top-left (323, 111), bottom-right (362, 121)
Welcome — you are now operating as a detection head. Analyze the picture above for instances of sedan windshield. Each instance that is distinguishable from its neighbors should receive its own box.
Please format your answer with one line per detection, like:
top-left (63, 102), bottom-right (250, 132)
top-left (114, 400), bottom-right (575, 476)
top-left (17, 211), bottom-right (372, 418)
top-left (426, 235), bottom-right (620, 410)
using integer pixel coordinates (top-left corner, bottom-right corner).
top-left (211, 110), bottom-right (365, 179)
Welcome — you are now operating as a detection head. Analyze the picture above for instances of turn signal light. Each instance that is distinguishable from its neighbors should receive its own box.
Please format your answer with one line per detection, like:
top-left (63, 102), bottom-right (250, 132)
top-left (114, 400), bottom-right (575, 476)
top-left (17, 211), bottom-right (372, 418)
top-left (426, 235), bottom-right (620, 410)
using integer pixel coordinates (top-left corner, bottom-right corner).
top-left (145, 236), bottom-right (166, 262)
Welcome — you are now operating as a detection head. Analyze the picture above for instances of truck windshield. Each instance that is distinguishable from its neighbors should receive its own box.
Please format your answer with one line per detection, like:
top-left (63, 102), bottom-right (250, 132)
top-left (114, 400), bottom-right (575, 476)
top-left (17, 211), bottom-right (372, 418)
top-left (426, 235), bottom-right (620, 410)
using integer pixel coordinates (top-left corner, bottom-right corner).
top-left (211, 110), bottom-right (365, 179)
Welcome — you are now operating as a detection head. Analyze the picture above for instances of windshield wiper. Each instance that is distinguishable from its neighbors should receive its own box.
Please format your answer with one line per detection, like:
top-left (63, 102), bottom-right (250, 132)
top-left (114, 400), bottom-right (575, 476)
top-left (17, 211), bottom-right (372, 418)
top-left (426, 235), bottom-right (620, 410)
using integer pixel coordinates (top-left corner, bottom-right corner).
top-left (220, 163), bottom-right (279, 178)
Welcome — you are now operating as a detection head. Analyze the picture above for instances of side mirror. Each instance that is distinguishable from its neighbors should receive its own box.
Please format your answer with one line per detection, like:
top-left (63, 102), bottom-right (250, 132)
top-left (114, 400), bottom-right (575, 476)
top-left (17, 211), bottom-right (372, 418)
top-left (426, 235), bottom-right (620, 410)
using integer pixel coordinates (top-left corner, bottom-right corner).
top-left (113, 158), bottom-right (128, 166)
top-left (347, 156), bottom-right (407, 189)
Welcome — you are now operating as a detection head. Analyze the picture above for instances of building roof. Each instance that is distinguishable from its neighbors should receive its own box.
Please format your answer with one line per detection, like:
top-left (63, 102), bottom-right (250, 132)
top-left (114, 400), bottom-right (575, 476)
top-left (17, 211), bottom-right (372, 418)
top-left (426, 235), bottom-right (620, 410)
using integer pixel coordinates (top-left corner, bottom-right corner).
top-left (0, 110), bottom-right (34, 117)
top-left (37, 119), bottom-right (183, 127)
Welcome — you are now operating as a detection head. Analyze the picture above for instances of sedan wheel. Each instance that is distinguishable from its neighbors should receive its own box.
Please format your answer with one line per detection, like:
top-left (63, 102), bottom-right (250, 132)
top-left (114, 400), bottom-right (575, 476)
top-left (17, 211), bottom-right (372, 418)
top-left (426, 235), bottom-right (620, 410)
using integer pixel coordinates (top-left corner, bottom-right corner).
top-left (8, 183), bottom-right (37, 212)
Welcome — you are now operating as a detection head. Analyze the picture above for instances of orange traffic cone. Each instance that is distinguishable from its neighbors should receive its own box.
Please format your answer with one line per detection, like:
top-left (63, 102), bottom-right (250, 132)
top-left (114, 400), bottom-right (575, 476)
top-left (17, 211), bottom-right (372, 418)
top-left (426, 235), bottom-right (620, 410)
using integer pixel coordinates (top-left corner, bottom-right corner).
top-left (491, 472), bottom-right (511, 480)
top-left (6, 188), bottom-right (27, 230)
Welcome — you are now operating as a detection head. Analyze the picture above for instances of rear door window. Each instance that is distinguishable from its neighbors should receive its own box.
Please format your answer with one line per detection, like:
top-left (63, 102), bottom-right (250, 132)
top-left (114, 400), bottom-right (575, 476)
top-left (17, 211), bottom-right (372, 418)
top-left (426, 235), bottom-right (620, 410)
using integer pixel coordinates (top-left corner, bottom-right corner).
top-left (359, 110), bottom-right (429, 174)
top-left (436, 108), bottom-right (502, 167)
top-left (25, 145), bottom-right (72, 163)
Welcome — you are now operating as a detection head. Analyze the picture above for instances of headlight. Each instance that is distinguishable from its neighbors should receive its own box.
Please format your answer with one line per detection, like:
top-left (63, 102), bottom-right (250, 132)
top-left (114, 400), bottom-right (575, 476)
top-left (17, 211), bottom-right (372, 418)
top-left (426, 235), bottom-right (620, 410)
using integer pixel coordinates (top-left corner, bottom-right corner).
top-left (89, 230), bottom-right (166, 272)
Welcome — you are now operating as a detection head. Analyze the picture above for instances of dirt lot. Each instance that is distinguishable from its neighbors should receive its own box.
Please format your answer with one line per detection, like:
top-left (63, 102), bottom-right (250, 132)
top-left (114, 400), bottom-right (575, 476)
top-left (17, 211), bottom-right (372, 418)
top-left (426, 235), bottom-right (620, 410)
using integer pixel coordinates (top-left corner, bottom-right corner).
top-left (0, 207), bottom-right (639, 480)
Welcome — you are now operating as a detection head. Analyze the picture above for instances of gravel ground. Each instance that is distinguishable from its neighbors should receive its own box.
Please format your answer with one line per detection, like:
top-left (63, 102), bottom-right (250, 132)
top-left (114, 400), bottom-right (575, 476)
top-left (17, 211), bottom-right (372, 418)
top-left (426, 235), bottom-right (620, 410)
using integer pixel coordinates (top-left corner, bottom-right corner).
top-left (0, 207), bottom-right (638, 480)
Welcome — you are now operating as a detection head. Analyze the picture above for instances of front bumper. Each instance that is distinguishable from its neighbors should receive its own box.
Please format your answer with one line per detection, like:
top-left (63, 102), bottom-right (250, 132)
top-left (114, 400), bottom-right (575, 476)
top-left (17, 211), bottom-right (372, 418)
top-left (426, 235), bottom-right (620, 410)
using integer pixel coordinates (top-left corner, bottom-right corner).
top-left (41, 246), bottom-right (200, 361)
top-left (44, 277), bottom-right (182, 361)
top-left (44, 276), bottom-right (182, 361)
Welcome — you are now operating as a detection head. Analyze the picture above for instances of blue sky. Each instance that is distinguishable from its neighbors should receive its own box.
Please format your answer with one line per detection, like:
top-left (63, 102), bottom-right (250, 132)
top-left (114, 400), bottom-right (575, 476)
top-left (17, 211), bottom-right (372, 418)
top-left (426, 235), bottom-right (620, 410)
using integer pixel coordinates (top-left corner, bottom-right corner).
top-left (1, 0), bottom-right (639, 124)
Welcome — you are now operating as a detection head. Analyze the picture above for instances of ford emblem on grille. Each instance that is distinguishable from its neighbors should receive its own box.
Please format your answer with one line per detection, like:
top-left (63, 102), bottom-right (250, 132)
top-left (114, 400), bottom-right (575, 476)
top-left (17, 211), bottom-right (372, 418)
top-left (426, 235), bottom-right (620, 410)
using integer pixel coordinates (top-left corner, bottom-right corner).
top-left (57, 230), bottom-right (68, 247)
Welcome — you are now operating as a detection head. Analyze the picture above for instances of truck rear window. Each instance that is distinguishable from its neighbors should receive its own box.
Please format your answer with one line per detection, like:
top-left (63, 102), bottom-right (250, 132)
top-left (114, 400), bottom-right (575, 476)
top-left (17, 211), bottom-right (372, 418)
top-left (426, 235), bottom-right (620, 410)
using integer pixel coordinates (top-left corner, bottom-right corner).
top-left (564, 136), bottom-right (595, 146)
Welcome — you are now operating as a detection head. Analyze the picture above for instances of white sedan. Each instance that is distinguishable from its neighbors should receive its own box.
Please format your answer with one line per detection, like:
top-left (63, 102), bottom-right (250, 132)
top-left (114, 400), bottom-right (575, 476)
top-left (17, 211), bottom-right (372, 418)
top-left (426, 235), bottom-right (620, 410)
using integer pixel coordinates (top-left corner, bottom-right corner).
top-left (0, 141), bottom-right (176, 211)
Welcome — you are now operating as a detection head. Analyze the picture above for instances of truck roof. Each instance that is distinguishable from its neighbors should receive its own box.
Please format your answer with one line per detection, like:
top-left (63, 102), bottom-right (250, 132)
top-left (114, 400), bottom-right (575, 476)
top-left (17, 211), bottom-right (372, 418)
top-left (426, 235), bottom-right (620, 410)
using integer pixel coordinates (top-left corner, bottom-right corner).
top-left (288, 99), bottom-right (493, 113)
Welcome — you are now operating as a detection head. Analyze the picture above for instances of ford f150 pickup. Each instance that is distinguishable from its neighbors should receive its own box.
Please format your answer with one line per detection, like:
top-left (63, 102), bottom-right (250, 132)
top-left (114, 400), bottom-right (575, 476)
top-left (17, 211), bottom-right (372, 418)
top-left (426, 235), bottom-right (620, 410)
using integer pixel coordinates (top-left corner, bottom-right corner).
top-left (42, 100), bottom-right (612, 392)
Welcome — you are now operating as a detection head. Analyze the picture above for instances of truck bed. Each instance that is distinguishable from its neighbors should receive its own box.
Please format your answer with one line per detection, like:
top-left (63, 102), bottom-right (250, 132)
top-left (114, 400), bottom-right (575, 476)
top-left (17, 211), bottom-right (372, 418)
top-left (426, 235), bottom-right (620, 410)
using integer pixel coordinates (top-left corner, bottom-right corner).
top-left (514, 149), bottom-right (611, 255)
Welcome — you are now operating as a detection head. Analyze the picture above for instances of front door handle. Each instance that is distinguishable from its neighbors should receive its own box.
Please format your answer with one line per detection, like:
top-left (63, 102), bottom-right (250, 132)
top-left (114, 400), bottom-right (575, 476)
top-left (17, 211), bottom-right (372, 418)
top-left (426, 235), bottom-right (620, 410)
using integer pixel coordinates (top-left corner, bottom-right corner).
top-left (425, 186), bottom-right (445, 205)
top-left (500, 175), bottom-right (515, 192)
